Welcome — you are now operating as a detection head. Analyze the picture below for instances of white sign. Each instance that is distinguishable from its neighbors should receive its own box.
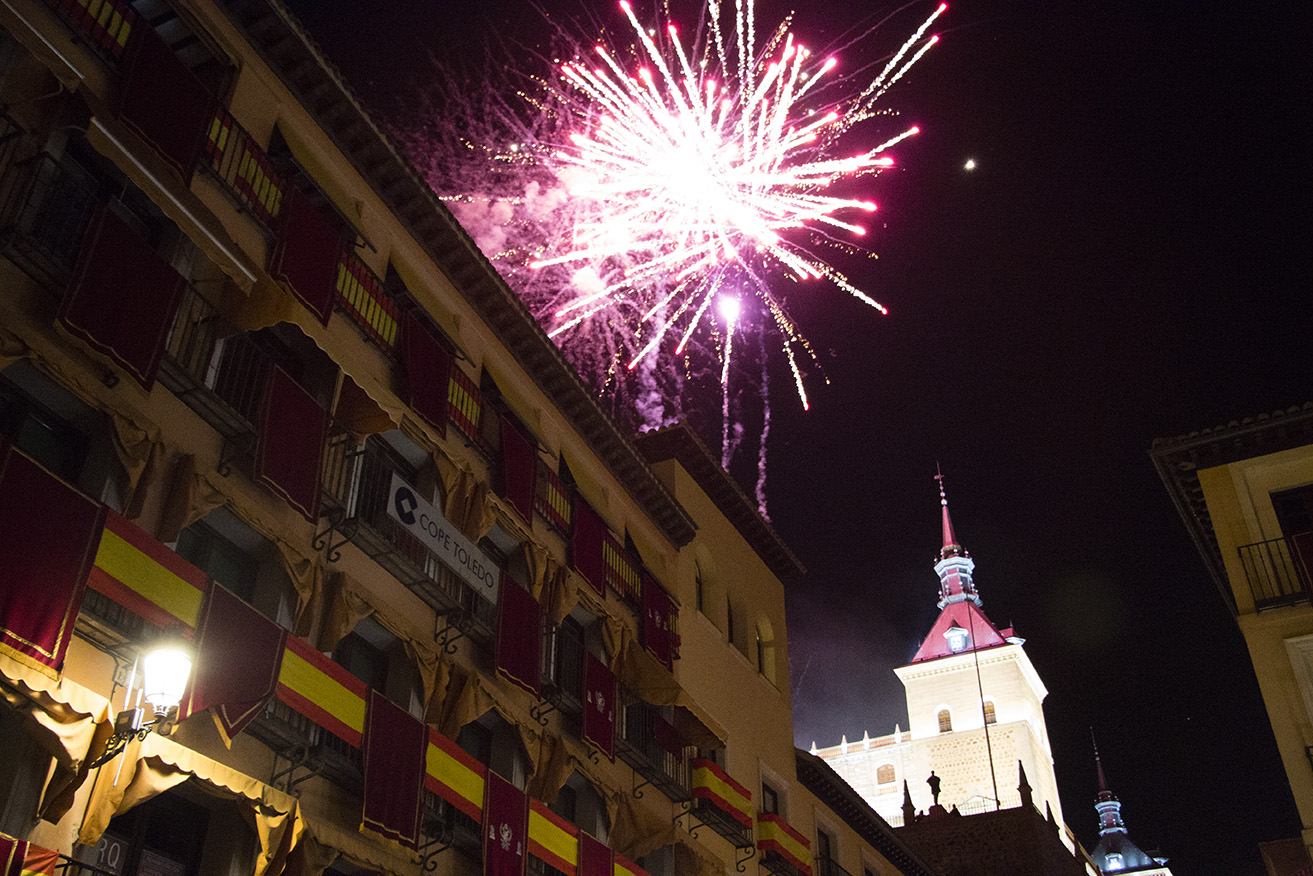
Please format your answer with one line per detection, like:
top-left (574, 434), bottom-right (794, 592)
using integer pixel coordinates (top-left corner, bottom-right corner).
top-left (386, 473), bottom-right (499, 601)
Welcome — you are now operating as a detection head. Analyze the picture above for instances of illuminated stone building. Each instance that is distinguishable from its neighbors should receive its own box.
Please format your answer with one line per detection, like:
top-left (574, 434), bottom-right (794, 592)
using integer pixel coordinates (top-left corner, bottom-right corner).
top-left (1153, 403), bottom-right (1313, 873)
top-left (0, 2), bottom-right (947, 876)
top-left (814, 480), bottom-right (1065, 832)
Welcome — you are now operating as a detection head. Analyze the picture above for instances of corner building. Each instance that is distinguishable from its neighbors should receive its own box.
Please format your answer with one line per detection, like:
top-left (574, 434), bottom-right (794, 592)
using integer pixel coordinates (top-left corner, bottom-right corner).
top-left (1153, 403), bottom-right (1313, 872)
top-left (0, 3), bottom-right (945, 876)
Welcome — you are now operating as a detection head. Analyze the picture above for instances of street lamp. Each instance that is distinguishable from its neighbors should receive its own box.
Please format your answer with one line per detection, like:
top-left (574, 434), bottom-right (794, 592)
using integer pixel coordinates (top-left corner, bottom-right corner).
top-left (90, 637), bottom-right (193, 769)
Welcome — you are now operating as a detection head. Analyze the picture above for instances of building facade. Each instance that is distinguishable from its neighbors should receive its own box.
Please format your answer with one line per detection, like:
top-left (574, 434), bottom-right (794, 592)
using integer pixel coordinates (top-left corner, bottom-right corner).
top-left (814, 480), bottom-right (1065, 831)
top-left (0, 3), bottom-right (946, 876)
top-left (1153, 403), bottom-right (1313, 870)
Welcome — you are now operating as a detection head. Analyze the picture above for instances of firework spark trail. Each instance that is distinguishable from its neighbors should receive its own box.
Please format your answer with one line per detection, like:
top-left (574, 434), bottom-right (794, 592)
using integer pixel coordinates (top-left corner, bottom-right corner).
top-left (408, 0), bottom-right (944, 503)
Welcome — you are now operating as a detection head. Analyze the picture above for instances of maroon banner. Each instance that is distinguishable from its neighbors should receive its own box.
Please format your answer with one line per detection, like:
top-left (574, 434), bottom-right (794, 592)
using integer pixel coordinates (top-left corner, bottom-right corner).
top-left (484, 771), bottom-right (528, 876)
top-left (362, 689), bottom-right (427, 850)
top-left (641, 575), bottom-right (676, 670)
top-left (495, 575), bottom-right (541, 697)
top-left (180, 582), bottom-right (286, 745)
top-left (269, 188), bottom-right (341, 326)
top-left (118, 22), bottom-right (215, 185)
top-left (571, 497), bottom-right (606, 596)
top-left (254, 365), bottom-right (329, 523)
top-left (499, 415), bottom-right (537, 523)
top-left (582, 652), bottom-right (615, 761)
top-left (653, 713), bottom-right (683, 757)
top-left (579, 832), bottom-right (612, 876)
top-left (60, 206), bottom-right (184, 390)
top-left (402, 309), bottom-right (450, 437)
top-left (0, 448), bottom-right (104, 677)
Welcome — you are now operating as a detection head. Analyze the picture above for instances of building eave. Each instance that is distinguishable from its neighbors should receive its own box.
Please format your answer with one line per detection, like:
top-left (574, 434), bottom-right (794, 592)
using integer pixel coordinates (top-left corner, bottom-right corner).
top-left (795, 749), bottom-right (943, 876)
top-left (1150, 402), bottom-right (1313, 617)
top-left (216, 0), bottom-right (697, 548)
top-left (634, 423), bottom-right (806, 580)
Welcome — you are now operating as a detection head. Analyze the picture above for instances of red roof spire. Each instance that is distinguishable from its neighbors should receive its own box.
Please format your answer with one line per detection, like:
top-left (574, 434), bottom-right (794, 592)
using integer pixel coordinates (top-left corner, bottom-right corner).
top-left (935, 464), bottom-right (960, 558)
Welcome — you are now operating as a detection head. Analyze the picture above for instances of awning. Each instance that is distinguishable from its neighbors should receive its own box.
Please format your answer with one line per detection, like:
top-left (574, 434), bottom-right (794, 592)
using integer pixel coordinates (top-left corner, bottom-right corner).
top-left (78, 732), bottom-right (299, 876)
top-left (0, 652), bottom-right (111, 823)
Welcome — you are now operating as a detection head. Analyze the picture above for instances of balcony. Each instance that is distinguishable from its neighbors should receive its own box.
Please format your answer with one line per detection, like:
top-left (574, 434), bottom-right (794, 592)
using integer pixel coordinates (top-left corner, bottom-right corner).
top-left (317, 432), bottom-right (496, 647)
top-left (535, 463), bottom-right (573, 536)
top-left (335, 248), bottom-right (399, 354)
top-left (762, 850), bottom-right (812, 876)
top-left (41, 0), bottom-right (137, 67)
top-left (1238, 535), bottom-right (1311, 611)
top-left (0, 151), bottom-right (99, 289)
top-left (604, 534), bottom-right (642, 606)
top-left (421, 790), bottom-right (481, 862)
top-left (540, 620), bottom-right (585, 722)
top-left (616, 693), bottom-right (690, 802)
top-left (817, 859), bottom-right (855, 876)
top-left (202, 105), bottom-right (284, 233)
top-left (248, 697), bottom-right (363, 796)
top-left (160, 284), bottom-right (268, 445)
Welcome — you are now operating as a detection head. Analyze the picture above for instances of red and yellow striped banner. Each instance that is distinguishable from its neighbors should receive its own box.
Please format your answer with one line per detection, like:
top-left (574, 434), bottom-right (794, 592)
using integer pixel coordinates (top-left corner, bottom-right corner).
top-left (691, 758), bottom-right (753, 828)
top-left (613, 853), bottom-right (652, 876)
top-left (529, 800), bottom-right (577, 875)
top-left (86, 510), bottom-right (205, 632)
top-left (275, 635), bottom-right (366, 747)
top-left (757, 813), bottom-right (813, 876)
top-left (425, 727), bottom-right (484, 821)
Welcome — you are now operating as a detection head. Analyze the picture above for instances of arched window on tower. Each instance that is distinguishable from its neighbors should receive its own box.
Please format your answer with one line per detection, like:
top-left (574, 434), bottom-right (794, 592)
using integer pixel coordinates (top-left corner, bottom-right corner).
top-left (937, 709), bottom-right (952, 733)
top-left (876, 764), bottom-right (895, 785)
top-left (983, 701), bottom-right (997, 725)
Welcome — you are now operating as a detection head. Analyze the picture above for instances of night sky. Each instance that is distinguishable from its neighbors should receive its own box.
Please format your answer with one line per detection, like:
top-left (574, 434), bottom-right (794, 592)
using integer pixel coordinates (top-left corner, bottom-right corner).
top-left (284, 1), bottom-right (1312, 872)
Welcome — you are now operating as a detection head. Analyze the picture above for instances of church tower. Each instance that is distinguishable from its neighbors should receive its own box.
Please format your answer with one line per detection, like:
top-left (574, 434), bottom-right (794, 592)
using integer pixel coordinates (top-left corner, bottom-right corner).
top-left (816, 474), bottom-right (1065, 829)
top-left (1089, 739), bottom-right (1172, 874)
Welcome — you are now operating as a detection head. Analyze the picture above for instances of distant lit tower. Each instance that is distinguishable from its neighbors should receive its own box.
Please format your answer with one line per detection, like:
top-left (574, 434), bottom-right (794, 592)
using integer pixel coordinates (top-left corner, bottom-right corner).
top-left (816, 473), bottom-right (1066, 830)
top-left (1090, 738), bottom-right (1172, 875)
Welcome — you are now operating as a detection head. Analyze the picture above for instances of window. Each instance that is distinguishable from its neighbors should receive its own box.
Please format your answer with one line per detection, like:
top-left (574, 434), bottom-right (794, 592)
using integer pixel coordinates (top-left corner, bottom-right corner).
top-left (0, 374), bottom-right (87, 483)
top-left (331, 615), bottom-right (421, 715)
top-left (983, 700), bottom-right (997, 725)
top-left (694, 565), bottom-right (705, 615)
top-left (176, 508), bottom-right (294, 629)
top-left (761, 781), bottom-right (779, 816)
top-left (938, 709), bottom-right (952, 733)
top-left (549, 772), bottom-right (609, 842)
top-left (876, 764), bottom-right (895, 785)
top-left (756, 619), bottom-right (777, 683)
top-left (816, 828), bottom-right (836, 876)
top-left (458, 710), bottom-right (529, 788)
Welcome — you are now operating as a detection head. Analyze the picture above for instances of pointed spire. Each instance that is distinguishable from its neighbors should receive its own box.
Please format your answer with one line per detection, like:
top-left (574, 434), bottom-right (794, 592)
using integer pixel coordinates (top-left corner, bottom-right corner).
top-left (902, 780), bottom-right (916, 825)
top-left (1091, 730), bottom-right (1126, 835)
top-left (933, 469), bottom-right (980, 608)
top-left (935, 464), bottom-right (959, 558)
top-left (1017, 760), bottom-right (1033, 809)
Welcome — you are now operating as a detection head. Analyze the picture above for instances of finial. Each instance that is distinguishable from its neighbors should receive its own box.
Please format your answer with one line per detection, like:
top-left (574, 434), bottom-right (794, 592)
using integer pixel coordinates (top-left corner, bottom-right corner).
top-left (1092, 727), bottom-right (1110, 793)
top-left (936, 466), bottom-right (959, 553)
top-left (935, 462), bottom-right (947, 505)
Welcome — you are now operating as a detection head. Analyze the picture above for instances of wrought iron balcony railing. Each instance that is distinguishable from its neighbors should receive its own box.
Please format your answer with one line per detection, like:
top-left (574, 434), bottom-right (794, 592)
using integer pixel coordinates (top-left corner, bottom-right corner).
top-left (761, 850), bottom-right (810, 876)
top-left (1239, 535), bottom-right (1310, 611)
top-left (603, 534), bottom-right (641, 606)
top-left (535, 463), bottom-right (573, 535)
top-left (0, 151), bottom-right (99, 288)
top-left (817, 858), bottom-right (855, 876)
top-left (616, 692), bottom-right (690, 802)
top-left (160, 283), bottom-right (269, 443)
top-left (421, 790), bottom-right (481, 861)
top-left (335, 248), bottom-right (399, 353)
top-left (317, 431), bottom-right (496, 649)
top-left (248, 697), bottom-right (363, 796)
top-left (541, 620), bottom-right (585, 720)
top-left (203, 106), bottom-right (284, 233)
top-left (41, 0), bottom-right (137, 67)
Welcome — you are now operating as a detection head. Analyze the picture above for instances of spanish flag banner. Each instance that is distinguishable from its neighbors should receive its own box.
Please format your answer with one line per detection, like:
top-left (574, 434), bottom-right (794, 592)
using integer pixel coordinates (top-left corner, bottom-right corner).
top-left (612, 853), bottom-right (653, 876)
top-left (528, 801), bottom-right (577, 875)
top-left (87, 510), bottom-right (205, 633)
top-left (425, 728), bottom-right (485, 821)
top-left (691, 758), bottom-right (753, 829)
top-left (757, 813), bottom-right (813, 876)
top-left (274, 635), bottom-right (366, 747)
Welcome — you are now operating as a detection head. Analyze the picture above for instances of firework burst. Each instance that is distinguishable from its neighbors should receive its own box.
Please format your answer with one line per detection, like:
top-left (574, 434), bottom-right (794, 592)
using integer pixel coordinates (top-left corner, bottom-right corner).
top-left (404, 0), bottom-right (944, 510)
